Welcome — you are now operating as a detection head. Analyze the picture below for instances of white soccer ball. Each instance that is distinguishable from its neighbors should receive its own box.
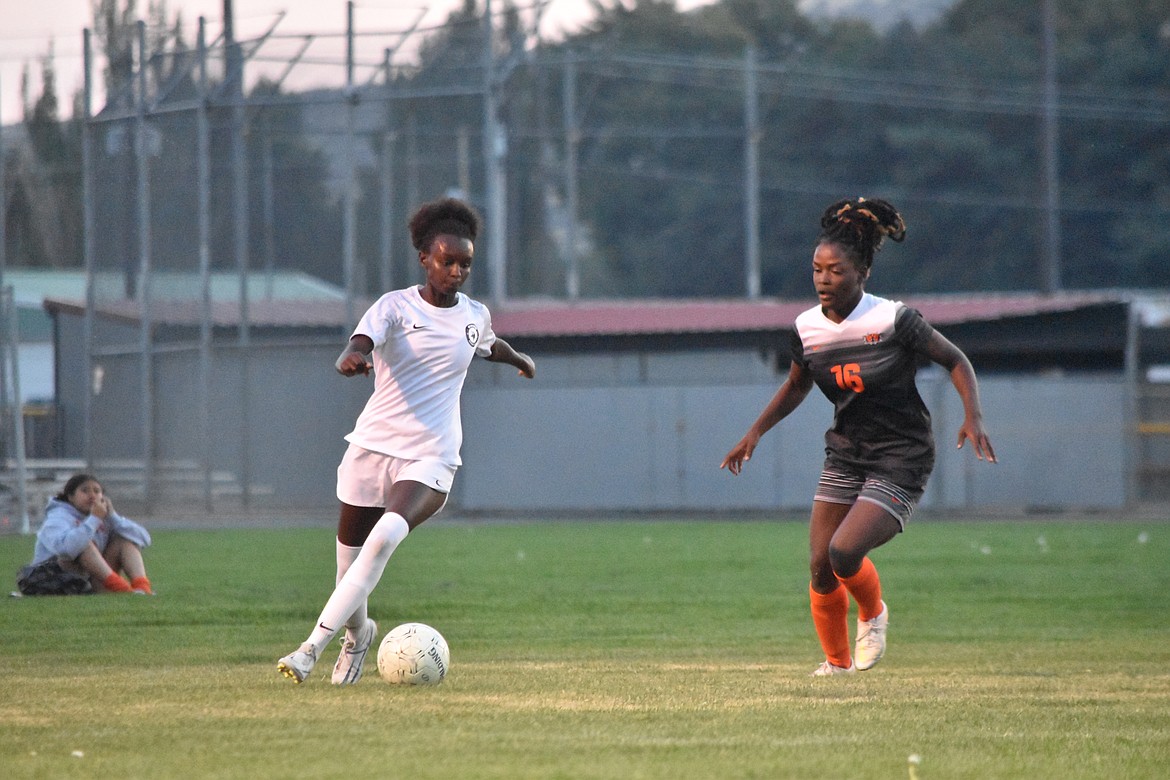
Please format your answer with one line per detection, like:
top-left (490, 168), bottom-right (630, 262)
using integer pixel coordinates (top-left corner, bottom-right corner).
top-left (376, 622), bottom-right (450, 685)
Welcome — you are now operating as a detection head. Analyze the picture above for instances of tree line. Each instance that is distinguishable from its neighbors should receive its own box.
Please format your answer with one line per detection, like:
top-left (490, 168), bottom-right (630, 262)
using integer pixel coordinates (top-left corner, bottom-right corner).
top-left (4, 0), bottom-right (1169, 298)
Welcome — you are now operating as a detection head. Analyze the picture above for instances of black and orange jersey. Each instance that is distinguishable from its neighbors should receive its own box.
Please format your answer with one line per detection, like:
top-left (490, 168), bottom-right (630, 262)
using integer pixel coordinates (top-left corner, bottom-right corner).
top-left (790, 293), bottom-right (937, 485)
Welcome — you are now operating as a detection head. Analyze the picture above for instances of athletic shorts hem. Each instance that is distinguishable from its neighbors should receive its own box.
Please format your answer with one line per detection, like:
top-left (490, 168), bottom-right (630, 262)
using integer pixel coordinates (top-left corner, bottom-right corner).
top-left (814, 467), bottom-right (922, 530)
top-left (336, 444), bottom-right (457, 507)
top-left (855, 495), bottom-right (908, 531)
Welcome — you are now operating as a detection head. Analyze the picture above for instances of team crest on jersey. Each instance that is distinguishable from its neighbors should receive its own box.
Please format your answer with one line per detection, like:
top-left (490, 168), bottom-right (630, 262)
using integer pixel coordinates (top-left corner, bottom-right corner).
top-left (465, 324), bottom-right (480, 347)
top-left (863, 332), bottom-right (883, 345)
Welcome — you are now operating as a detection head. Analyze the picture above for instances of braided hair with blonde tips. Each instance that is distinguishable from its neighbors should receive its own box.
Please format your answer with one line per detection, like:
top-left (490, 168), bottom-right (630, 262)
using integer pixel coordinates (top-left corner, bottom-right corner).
top-left (817, 197), bottom-right (906, 272)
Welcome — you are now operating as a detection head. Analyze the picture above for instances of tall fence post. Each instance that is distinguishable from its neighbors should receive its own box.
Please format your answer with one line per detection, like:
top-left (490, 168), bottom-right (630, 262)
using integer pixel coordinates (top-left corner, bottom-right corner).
top-left (1041, 0), bottom-right (1062, 293)
top-left (134, 21), bottom-right (156, 509)
top-left (196, 18), bottom-right (215, 511)
top-left (0, 71), bottom-right (6, 283)
top-left (1123, 301), bottom-right (1142, 508)
top-left (343, 0), bottom-right (359, 315)
top-left (563, 50), bottom-right (580, 300)
top-left (483, 0), bottom-right (507, 302)
top-left (81, 29), bottom-right (96, 472)
top-left (1, 287), bottom-right (29, 533)
top-left (226, 0), bottom-right (253, 507)
top-left (743, 43), bottom-right (761, 300)
top-left (379, 49), bottom-right (396, 295)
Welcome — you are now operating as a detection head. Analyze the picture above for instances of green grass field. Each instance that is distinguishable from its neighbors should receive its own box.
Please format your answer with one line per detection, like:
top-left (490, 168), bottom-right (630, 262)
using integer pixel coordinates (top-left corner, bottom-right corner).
top-left (1, 517), bottom-right (1167, 779)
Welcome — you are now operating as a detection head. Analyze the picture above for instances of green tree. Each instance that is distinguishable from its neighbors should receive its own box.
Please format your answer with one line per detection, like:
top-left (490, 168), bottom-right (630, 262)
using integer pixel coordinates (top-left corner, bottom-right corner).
top-left (2, 48), bottom-right (84, 268)
top-left (548, 0), bottom-right (1170, 295)
top-left (924, 0), bottom-right (1170, 289)
top-left (245, 81), bottom-right (342, 285)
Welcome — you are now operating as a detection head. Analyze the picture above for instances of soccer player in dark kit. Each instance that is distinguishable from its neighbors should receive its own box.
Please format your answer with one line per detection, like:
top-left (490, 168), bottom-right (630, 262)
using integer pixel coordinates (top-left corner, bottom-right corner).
top-left (721, 197), bottom-right (996, 676)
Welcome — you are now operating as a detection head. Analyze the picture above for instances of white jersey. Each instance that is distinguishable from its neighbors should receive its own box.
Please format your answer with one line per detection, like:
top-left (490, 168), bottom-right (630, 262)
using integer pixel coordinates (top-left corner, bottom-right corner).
top-left (344, 285), bottom-right (496, 464)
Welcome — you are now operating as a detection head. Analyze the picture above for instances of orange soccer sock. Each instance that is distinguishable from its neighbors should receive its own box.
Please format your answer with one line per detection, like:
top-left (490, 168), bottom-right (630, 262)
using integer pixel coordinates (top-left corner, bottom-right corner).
top-left (130, 576), bottom-right (153, 594)
top-left (809, 582), bottom-right (851, 669)
top-left (838, 556), bottom-right (883, 622)
top-left (103, 572), bottom-right (133, 593)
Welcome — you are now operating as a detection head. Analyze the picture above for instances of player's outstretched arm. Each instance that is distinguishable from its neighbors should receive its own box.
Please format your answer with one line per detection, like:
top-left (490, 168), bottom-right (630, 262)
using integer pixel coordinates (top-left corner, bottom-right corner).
top-left (335, 335), bottom-right (375, 376)
top-left (922, 331), bottom-right (996, 463)
top-left (721, 361), bottom-right (813, 475)
top-left (487, 338), bottom-right (536, 379)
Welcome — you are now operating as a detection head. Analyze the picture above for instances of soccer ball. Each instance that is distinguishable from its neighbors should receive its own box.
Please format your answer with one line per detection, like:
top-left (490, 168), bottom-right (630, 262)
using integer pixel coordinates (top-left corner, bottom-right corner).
top-left (376, 622), bottom-right (450, 685)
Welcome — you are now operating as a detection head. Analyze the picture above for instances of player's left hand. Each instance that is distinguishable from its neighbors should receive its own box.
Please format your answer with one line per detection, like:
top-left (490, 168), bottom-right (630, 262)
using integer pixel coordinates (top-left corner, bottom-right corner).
top-left (957, 420), bottom-right (996, 463)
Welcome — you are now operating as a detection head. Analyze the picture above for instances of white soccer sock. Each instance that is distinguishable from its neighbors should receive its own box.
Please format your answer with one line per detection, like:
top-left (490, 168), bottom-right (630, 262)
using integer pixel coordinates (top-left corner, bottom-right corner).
top-left (305, 513), bottom-right (409, 653)
top-left (336, 540), bottom-right (367, 631)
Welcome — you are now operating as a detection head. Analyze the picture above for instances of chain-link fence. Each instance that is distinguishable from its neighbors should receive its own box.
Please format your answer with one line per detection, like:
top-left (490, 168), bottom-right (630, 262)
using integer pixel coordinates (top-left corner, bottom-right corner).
top-left (7, 2), bottom-right (1169, 514)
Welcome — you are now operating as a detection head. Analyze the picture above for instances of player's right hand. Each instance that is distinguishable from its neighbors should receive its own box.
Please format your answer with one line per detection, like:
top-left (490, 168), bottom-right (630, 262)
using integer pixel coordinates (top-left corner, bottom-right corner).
top-left (336, 353), bottom-right (372, 376)
top-left (720, 435), bottom-right (758, 476)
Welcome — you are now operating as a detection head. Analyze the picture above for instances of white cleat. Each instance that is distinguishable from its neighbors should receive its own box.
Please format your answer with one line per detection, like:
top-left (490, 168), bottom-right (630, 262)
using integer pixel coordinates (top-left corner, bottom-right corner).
top-left (811, 659), bottom-right (856, 677)
top-left (855, 601), bottom-right (888, 671)
top-left (332, 618), bottom-right (378, 686)
top-left (277, 644), bottom-right (318, 684)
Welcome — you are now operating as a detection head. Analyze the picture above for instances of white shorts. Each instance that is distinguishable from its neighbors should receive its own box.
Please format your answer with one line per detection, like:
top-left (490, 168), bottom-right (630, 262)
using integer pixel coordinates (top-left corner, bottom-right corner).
top-left (336, 444), bottom-right (457, 507)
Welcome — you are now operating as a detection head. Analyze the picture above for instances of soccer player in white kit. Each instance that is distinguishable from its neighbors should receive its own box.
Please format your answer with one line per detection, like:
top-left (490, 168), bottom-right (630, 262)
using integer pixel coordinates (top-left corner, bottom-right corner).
top-left (279, 198), bottom-right (535, 684)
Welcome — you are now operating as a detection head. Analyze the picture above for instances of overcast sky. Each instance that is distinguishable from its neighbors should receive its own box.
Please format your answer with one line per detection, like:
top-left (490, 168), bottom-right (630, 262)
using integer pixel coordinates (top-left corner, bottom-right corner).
top-left (0, 1), bottom-right (717, 125)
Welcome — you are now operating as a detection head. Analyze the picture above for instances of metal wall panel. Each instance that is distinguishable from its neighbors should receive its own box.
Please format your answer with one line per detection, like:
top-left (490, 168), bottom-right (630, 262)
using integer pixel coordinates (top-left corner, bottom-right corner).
top-left (53, 323), bottom-right (1130, 511)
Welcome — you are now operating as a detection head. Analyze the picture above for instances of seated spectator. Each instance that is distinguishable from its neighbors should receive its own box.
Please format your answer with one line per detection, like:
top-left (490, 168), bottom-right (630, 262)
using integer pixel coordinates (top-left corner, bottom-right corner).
top-left (23, 473), bottom-right (153, 595)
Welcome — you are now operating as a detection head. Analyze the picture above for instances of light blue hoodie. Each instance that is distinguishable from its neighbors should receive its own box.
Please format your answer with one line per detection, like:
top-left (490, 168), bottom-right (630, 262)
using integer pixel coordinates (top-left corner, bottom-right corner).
top-left (31, 498), bottom-right (152, 566)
